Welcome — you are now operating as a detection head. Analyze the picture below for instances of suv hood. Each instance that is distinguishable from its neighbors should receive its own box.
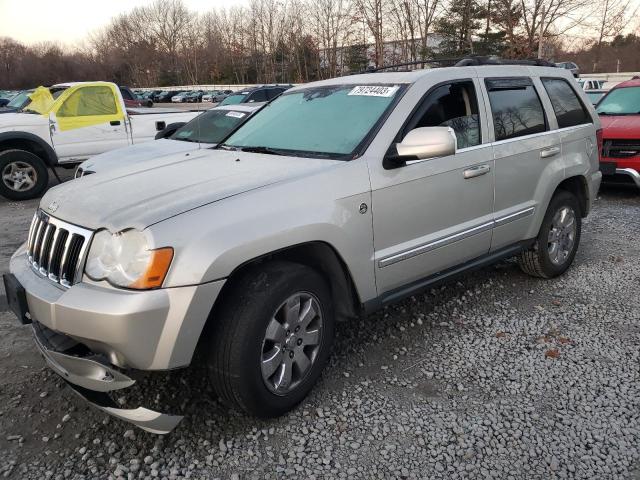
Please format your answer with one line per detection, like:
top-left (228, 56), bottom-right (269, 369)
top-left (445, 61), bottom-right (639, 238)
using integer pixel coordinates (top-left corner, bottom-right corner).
top-left (41, 149), bottom-right (341, 231)
top-left (600, 115), bottom-right (640, 139)
top-left (80, 139), bottom-right (202, 173)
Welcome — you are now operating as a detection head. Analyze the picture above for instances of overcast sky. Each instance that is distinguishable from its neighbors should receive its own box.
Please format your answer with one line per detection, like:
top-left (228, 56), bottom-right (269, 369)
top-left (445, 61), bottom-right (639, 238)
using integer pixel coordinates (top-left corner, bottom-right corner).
top-left (0, 0), bottom-right (246, 46)
top-left (2, 0), bottom-right (639, 47)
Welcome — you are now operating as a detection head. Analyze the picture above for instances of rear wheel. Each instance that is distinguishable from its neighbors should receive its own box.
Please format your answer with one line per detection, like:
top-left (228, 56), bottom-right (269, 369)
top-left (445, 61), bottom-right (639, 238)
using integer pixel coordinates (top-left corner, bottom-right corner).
top-left (518, 190), bottom-right (581, 278)
top-left (207, 261), bottom-right (334, 417)
top-left (0, 149), bottom-right (49, 201)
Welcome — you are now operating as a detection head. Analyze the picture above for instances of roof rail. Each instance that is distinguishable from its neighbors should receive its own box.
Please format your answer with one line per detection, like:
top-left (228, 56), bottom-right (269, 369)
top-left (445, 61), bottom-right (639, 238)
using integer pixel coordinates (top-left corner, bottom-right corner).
top-left (357, 55), bottom-right (557, 74)
top-left (362, 57), bottom-right (463, 73)
top-left (454, 56), bottom-right (557, 67)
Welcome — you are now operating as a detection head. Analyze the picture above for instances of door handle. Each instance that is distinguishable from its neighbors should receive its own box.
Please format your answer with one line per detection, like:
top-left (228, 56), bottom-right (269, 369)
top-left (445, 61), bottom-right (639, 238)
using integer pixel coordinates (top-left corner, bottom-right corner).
top-left (540, 146), bottom-right (560, 158)
top-left (463, 164), bottom-right (491, 179)
top-left (110, 120), bottom-right (121, 126)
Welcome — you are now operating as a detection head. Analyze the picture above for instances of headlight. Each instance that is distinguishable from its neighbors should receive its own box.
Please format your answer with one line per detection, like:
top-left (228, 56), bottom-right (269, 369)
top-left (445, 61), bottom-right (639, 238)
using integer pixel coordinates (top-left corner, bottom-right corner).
top-left (85, 229), bottom-right (173, 289)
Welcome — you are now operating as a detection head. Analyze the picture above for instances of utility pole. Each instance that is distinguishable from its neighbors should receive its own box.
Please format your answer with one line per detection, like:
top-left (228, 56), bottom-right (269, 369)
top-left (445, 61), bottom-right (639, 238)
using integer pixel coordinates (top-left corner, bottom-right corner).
top-left (537, 4), bottom-right (546, 59)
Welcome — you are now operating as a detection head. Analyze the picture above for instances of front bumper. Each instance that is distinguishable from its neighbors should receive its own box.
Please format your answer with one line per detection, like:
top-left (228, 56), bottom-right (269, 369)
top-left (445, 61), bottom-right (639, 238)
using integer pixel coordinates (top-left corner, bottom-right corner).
top-left (33, 321), bottom-right (182, 434)
top-left (10, 245), bottom-right (224, 370)
top-left (610, 168), bottom-right (640, 188)
top-left (9, 244), bottom-right (225, 433)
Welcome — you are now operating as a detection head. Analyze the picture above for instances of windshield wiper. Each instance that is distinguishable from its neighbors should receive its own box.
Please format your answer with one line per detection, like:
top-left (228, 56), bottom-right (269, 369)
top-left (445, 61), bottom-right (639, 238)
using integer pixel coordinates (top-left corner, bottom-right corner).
top-left (238, 146), bottom-right (285, 156)
top-left (19, 108), bottom-right (39, 114)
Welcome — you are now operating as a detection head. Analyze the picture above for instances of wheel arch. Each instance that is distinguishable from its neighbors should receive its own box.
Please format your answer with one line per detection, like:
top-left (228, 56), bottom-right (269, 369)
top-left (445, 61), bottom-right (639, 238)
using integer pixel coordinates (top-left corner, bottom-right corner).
top-left (214, 241), bottom-right (362, 322)
top-left (193, 241), bottom-right (363, 363)
top-left (555, 175), bottom-right (589, 217)
top-left (0, 131), bottom-right (58, 167)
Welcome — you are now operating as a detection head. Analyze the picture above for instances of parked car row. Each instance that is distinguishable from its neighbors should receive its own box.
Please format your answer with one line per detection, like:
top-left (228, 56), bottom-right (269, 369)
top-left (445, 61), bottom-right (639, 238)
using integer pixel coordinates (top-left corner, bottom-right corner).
top-left (3, 59), bottom-right (616, 436)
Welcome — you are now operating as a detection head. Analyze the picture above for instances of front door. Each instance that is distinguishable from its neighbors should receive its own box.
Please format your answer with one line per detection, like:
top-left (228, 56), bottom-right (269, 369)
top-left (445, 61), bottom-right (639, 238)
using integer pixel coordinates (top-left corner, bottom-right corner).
top-left (369, 78), bottom-right (495, 297)
top-left (50, 85), bottom-right (129, 161)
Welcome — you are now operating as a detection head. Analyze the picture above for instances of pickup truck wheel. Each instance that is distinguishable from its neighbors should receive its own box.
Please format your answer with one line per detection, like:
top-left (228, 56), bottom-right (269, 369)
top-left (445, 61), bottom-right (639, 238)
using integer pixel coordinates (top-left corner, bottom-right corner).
top-left (517, 191), bottom-right (581, 278)
top-left (208, 261), bottom-right (334, 417)
top-left (0, 150), bottom-right (49, 201)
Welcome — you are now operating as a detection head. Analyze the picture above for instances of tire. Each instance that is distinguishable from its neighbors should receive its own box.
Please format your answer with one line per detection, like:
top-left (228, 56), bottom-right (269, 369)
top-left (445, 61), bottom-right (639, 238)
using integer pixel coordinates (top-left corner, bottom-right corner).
top-left (207, 261), bottom-right (335, 417)
top-left (517, 190), bottom-right (582, 278)
top-left (0, 149), bottom-right (49, 201)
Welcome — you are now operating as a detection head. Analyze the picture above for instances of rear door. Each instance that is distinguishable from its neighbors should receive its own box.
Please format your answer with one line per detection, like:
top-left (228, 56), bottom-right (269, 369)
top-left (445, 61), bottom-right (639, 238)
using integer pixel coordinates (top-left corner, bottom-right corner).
top-left (50, 84), bottom-right (129, 161)
top-left (539, 77), bottom-right (597, 177)
top-left (480, 74), bottom-right (561, 250)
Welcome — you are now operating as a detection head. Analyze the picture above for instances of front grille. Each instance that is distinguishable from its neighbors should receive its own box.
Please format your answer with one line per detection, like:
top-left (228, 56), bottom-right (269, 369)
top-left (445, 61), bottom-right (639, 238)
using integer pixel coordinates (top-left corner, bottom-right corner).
top-left (26, 210), bottom-right (93, 288)
top-left (602, 139), bottom-right (640, 159)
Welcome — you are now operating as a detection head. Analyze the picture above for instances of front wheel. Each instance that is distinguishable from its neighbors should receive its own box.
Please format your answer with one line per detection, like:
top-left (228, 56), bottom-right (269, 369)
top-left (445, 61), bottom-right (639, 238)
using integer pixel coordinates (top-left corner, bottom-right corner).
top-left (207, 261), bottom-right (335, 417)
top-left (0, 149), bottom-right (49, 201)
top-left (518, 190), bottom-right (582, 278)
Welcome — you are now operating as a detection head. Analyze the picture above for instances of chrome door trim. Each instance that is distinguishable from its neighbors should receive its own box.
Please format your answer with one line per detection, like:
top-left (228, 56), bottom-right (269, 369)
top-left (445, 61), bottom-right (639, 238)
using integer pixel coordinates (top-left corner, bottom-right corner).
top-left (378, 221), bottom-right (493, 268)
top-left (378, 206), bottom-right (536, 268)
top-left (494, 206), bottom-right (535, 227)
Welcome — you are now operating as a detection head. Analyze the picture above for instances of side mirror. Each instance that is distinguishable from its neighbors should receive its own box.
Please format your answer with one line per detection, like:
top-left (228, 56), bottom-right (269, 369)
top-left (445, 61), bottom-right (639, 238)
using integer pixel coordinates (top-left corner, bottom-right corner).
top-left (386, 127), bottom-right (456, 168)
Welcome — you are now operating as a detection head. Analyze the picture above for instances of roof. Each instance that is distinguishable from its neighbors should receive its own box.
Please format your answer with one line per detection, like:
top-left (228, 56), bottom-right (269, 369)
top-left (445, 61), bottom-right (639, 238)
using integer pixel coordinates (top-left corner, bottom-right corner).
top-left (289, 65), bottom-right (569, 91)
top-left (612, 78), bottom-right (640, 88)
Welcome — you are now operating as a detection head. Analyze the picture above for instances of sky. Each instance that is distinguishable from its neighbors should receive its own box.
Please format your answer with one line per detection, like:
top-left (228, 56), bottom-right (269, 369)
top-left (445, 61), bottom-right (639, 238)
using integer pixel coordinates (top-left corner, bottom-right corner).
top-left (0, 0), bottom-right (246, 46)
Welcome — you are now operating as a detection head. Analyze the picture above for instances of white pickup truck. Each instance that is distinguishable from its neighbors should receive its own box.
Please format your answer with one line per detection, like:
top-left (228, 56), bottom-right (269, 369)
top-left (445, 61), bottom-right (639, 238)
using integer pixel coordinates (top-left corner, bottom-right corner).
top-left (0, 82), bottom-right (200, 200)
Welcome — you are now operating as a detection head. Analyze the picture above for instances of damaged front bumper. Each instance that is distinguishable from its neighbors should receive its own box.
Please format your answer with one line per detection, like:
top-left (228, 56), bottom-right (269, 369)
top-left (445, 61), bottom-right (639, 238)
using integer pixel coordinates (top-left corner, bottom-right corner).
top-left (33, 321), bottom-right (183, 434)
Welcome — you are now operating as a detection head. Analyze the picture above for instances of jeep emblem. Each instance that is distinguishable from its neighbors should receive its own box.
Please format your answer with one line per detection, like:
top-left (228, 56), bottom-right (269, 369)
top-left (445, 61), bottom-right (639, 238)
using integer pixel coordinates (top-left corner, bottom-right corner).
top-left (47, 201), bottom-right (59, 213)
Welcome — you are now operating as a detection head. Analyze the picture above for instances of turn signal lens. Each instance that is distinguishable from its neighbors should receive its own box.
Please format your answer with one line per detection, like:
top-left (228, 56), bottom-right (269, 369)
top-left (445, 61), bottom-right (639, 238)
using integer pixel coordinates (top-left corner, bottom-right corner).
top-left (129, 247), bottom-right (174, 290)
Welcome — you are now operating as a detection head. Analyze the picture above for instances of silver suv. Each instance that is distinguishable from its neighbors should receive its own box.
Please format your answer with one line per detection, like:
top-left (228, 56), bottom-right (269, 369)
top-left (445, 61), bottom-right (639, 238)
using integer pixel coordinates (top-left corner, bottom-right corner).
top-left (4, 64), bottom-right (602, 433)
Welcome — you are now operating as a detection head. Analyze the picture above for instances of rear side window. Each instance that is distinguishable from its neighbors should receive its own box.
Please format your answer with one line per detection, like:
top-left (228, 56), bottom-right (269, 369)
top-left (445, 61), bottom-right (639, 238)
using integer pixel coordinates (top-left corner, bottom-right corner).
top-left (486, 78), bottom-right (547, 141)
top-left (542, 78), bottom-right (591, 128)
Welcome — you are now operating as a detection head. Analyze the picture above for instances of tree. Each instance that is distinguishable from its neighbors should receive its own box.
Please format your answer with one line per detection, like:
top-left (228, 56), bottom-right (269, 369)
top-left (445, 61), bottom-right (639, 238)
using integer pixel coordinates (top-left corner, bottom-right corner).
top-left (591, 0), bottom-right (637, 71)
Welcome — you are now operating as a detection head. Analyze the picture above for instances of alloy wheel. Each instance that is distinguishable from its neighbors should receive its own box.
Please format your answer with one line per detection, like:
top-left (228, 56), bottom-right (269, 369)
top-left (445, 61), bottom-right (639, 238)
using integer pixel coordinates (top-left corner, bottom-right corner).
top-left (548, 206), bottom-right (577, 266)
top-left (2, 161), bottom-right (37, 192)
top-left (260, 293), bottom-right (323, 395)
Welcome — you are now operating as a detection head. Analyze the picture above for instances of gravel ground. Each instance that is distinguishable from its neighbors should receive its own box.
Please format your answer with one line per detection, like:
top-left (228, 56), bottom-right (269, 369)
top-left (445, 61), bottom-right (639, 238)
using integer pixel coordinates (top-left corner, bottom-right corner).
top-left (0, 177), bottom-right (639, 480)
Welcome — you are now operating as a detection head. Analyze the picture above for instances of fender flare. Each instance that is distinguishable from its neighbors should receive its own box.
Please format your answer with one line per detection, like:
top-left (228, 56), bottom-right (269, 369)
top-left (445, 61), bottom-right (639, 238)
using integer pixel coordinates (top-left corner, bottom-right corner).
top-left (0, 131), bottom-right (58, 167)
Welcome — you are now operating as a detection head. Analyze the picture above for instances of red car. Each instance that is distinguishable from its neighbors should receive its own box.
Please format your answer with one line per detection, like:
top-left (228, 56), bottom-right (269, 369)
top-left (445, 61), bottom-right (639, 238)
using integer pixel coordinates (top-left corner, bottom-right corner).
top-left (119, 86), bottom-right (153, 108)
top-left (597, 78), bottom-right (640, 189)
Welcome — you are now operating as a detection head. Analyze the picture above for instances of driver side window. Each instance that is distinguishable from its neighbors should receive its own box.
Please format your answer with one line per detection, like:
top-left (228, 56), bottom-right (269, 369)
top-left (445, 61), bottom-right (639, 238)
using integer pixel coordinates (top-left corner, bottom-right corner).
top-left (405, 81), bottom-right (481, 150)
top-left (58, 86), bottom-right (118, 117)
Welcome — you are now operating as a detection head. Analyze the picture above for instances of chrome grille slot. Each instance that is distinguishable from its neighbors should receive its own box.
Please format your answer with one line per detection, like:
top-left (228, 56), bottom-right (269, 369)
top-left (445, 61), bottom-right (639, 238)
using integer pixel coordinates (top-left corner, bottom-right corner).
top-left (26, 211), bottom-right (93, 288)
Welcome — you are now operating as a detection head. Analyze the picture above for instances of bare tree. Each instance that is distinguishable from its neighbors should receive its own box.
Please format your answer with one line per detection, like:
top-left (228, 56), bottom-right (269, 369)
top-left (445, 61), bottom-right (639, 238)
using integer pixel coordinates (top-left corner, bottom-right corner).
top-left (356, 0), bottom-right (386, 67)
top-left (591, 0), bottom-right (637, 71)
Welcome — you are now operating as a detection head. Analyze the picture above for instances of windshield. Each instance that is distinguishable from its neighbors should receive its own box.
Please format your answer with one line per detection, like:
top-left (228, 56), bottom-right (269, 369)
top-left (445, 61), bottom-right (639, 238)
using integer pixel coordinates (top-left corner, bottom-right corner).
top-left (221, 84), bottom-right (404, 159)
top-left (220, 94), bottom-right (248, 106)
top-left (596, 87), bottom-right (640, 115)
top-left (8, 91), bottom-right (31, 108)
top-left (170, 108), bottom-right (252, 144)
top-left (586, 92), bottom-right (605, 105)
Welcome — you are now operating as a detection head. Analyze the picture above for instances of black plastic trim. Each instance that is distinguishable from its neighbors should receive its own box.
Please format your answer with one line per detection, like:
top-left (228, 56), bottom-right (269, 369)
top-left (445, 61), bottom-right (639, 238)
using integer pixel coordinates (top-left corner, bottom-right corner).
top-left (0, 131), bottom-right (58, 166)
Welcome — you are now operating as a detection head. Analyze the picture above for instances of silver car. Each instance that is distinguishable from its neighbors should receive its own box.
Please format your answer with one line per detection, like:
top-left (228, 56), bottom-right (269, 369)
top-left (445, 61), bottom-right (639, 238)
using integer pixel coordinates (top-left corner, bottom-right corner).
top-left (4, 64), bottom-right (601, 433)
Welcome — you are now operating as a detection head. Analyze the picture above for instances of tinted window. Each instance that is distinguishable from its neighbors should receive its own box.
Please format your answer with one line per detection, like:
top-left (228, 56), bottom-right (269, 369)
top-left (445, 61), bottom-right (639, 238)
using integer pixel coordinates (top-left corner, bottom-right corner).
top-left (404, 81), bottom-right (480, 149)
top-left (120, 89), bottom-right (134, 100)
top-left (170, 109), bottom-right (251, 144)
top-left (486, 78), bottom-right (546, 141)
top-left (542, 78), bottom-right (591, 128)
top-left (267, 88), bottom-right (285, 100)
top-left (247, 90), bottom-right (268, 103)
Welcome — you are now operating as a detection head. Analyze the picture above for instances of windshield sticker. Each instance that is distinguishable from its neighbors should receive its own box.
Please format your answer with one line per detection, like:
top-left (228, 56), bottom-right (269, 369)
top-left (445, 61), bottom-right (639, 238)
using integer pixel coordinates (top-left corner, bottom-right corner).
top-left (348, 86), bottom-right (399, 97)
top-left (226, 111), bottom-right (246, 118)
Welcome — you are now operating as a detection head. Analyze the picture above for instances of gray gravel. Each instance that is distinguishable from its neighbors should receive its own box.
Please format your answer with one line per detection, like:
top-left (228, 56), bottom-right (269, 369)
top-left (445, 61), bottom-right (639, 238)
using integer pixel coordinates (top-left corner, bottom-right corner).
top-left (1, 179), bottom-right (639, 480)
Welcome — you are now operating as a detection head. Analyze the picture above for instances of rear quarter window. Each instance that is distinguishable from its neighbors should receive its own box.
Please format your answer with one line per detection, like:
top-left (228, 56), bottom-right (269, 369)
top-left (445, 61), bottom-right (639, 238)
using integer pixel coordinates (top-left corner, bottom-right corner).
top-left (541, 78), bottom-right (592, 128)
top-left (485, 78), bottom-right (547, 141)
